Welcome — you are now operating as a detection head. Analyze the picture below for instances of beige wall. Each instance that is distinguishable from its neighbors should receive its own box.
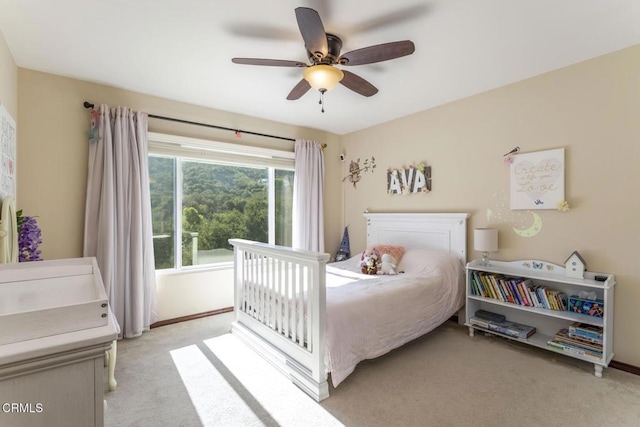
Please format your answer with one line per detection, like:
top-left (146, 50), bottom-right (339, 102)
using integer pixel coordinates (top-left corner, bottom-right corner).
top-left (15, 44), bottom-right (640, 364)
top-left (0, 29), bottom-right (17, 127)
top-left (17, 69), bottom-right (342, 260)
top-left (340, 44), bottom-right (640, 366)
top-left (16, 69), bottom-right (342, 321)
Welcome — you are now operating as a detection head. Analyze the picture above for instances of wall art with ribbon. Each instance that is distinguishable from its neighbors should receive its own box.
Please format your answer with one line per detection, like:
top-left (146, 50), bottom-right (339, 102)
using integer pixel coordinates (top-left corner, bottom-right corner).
top-left (510, 148), bottom-right (564, 210)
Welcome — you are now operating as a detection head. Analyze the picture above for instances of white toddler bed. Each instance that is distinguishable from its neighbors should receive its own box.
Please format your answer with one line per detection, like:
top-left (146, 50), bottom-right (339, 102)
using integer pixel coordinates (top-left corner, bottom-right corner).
top-left (229, 212), bottom-right (468, 401)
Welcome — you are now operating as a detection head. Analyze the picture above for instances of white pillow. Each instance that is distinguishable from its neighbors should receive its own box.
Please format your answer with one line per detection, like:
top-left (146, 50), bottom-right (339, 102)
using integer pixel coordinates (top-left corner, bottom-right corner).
top-left (397, 249), bottom-right (460, 275)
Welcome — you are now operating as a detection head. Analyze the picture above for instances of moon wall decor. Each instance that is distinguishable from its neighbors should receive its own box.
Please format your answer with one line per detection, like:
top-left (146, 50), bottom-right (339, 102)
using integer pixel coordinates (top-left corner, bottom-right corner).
top-left (487, 192), bottom-right (543, 238)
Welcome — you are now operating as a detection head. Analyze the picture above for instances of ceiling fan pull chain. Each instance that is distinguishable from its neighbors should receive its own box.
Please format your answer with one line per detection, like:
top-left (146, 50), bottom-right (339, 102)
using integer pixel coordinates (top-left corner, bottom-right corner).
top-left (320, 88), bottom-right (326, 113)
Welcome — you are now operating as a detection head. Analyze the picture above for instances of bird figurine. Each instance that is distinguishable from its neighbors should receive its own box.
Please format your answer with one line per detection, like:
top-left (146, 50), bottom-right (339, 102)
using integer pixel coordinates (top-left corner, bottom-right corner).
top-left (503, 146), bottom-right (520, 156)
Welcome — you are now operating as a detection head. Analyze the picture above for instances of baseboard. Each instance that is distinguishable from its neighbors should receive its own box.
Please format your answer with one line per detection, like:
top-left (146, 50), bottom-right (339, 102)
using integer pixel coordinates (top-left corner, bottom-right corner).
top-left (150, 307), bottom-right (234, 329)
top-left (610, 360), bottom-right (640, 376)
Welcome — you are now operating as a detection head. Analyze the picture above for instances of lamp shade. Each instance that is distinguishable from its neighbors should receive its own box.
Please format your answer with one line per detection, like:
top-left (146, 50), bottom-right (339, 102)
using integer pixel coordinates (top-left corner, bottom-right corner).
top-left (303, 65), bottom-right (344, 91)
top-left (474, 228), bottom-right (498, 252)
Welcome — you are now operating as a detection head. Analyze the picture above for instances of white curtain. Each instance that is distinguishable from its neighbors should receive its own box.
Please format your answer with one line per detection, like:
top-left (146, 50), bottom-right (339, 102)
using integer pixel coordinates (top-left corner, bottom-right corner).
top-left (292, 139), bottom-right (325, 252)
top-left (84, 104), bottom-right (158, 338)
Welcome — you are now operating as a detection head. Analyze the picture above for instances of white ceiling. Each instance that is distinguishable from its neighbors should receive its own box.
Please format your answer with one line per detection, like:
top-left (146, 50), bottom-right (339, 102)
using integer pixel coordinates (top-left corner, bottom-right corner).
top-left (1, 1), bottom-right (639, 135)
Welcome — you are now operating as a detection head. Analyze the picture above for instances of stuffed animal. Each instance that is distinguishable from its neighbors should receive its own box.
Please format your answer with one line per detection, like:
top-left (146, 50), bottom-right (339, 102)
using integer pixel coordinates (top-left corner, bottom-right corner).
top-left (377, 253), bottom-right (398, 275)
top-left (360, 248), bottom-right (380, 275)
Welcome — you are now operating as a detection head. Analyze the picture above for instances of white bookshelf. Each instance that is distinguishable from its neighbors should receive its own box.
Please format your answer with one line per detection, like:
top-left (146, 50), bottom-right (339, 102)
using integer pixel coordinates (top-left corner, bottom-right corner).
top-left (465, 259), bottom-right (615, 377)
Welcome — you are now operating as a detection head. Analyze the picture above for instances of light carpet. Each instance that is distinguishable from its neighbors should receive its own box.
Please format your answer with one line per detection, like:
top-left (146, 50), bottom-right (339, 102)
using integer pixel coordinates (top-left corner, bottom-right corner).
top-left (105, 312), bottom-right (640, 426)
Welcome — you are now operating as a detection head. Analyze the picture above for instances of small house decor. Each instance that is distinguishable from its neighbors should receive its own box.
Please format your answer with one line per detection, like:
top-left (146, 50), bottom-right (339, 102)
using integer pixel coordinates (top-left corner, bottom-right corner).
top-left (387, 163), bottom-right (431, 195)
top-left (564, 251), bottom-right (586, 279)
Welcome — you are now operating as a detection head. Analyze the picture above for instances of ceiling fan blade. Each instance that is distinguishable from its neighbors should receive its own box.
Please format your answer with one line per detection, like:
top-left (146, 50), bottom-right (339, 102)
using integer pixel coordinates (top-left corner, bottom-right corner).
top-left (340, 70), bottom-right (378, 97)
top-left (232, 58), bottom-right (306, 67)
top-left (339, 40), bottom-right (415, 66)
top-left (295, 7), bottom-right (328, 60)
top-left (287, 79), bottom-right (312, 100)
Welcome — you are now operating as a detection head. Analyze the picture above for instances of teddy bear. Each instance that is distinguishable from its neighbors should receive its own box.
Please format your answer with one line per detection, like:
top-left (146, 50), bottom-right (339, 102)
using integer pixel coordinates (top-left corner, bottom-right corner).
top-left (377, 253), bottom-right (398, 275)
top-left (360, 247), bottom-right (380, 274)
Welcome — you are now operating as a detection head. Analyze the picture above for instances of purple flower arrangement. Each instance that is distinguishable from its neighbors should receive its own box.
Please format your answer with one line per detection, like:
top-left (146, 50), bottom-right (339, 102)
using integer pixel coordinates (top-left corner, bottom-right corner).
top-left (16, 210), bottom-right (43, 262)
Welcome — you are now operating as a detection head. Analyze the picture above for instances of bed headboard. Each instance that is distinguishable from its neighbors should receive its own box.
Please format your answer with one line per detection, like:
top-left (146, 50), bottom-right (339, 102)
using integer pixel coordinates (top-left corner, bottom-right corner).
top-left (363, 212), bottom-right (469, 264)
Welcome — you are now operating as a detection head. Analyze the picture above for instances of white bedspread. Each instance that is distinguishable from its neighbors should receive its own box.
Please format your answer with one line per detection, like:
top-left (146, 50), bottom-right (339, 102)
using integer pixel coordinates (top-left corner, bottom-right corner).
top-left (324, 251), bottom-right (465, 387)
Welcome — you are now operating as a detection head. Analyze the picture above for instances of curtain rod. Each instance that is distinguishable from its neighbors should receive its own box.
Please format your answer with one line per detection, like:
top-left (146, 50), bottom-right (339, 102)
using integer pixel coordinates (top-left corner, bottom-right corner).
top-left (83, 101), bottom-right (295, 142)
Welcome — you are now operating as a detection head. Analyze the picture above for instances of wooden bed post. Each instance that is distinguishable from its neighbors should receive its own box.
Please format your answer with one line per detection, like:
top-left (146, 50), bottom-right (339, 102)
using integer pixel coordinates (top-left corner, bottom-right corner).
top-left (311, 256), bottom-right (326, 391)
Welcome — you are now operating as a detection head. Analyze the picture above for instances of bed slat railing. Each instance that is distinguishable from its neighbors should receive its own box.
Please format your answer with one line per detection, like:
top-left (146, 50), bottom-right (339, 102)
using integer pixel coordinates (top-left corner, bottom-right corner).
top-left (229, 239), bottom-right (330, 401)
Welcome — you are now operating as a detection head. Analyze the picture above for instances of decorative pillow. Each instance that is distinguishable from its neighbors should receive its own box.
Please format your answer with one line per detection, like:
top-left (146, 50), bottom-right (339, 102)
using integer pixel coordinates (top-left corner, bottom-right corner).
top-left (373, 245), bottom-right (405, 263)
top-left (359, 245), bottom-right (405, 275)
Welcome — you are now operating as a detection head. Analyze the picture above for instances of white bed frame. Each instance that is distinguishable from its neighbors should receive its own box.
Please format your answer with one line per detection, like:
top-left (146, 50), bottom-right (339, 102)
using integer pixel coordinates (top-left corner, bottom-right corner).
top-left (229, 212), bottom-right (468, 401)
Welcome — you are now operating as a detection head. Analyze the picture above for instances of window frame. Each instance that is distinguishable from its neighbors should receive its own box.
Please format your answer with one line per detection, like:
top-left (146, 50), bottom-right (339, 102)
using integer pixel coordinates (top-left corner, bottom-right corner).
top-left (148, 132), bottom-right (295, 272)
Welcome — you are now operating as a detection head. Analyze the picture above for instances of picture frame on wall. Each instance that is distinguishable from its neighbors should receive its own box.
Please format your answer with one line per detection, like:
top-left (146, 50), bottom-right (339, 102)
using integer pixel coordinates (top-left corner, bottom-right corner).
top-left (0, 103), bottom-right (17, 201)
top-left (510, 148), bottom-right (564, 210)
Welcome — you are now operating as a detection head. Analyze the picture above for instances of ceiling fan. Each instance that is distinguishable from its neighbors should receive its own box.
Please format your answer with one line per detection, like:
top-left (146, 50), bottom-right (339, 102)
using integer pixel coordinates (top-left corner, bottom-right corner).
top-left (232, 7), bottom-right (415, 111)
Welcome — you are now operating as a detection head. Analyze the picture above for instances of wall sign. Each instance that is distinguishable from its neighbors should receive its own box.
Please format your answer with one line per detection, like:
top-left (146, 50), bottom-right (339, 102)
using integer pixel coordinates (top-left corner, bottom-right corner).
top-left (0, 103), bottom-right (16, 201)
top-left (510, 148), bottom-right (564, 210)
top-left (387, 163), bottom-right (431, 195)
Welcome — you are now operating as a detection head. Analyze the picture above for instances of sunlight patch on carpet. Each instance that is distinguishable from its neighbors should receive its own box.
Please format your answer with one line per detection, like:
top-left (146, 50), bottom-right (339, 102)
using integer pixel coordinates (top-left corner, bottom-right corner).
top-left (203, 334), bottom-right (344, 426)
top-left (170, 344), bottom-right (263, 426)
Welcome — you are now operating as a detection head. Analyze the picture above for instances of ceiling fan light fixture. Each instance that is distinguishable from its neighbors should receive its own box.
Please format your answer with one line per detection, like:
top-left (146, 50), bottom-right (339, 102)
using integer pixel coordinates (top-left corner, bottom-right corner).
top-left (303, 64), bottom-right (344, 91)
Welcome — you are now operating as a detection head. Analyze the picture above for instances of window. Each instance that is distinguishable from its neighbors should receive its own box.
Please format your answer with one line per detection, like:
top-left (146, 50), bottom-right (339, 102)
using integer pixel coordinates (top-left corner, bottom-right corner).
top-left (148, 133), bottom-right (295, 270)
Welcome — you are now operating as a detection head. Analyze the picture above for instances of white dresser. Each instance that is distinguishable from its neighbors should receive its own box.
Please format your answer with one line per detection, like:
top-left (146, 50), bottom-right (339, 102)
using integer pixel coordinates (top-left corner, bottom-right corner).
top-left (0, 258), bottom-right (118, 426)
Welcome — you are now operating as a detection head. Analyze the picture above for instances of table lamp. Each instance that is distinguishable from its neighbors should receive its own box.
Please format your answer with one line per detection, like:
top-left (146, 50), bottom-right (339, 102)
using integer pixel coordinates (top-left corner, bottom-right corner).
top-left (474, 228), bottom-right (498, 266)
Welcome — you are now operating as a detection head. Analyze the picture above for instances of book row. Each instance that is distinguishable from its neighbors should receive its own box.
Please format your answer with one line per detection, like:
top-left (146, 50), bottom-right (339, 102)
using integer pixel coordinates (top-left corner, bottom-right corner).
top-left (470, 271), bottom-right (568, 311)
top-left (547, 323), bottom-right (604, 360)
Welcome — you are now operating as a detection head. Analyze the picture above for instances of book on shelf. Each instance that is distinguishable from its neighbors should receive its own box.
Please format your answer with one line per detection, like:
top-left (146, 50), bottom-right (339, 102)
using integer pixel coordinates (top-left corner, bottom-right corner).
top-left (472, 271), bottom-right (489, 298)
top-left (557, 293), bottom-right (569, 311)
top-left (469, 316), bottom-right (490, 329)
top-left (474, 309), bottom-right (506, 323)
top-left (529, 286), bottom-right (541, 308)
top-left (517, 280), bottom-right (533, 306)
top-left (494, 276), bottom-right (510, 303)
top-left (547, 290), bottom-right (559, 310)
top-left (469, 309), bottom-right (536, 339)
top-left (536, 286), bottom-right (551, 309)
top-left (487, 320), bottom-right (537, 339)
top-left (553, 328), bottom-right (603, 352)
top-left (568, 322), bottom-right (603, 343)
top-left (507, 280), bottom-right (522, 305)
top-left (486, 274), bottom-right (503, 301)
top-left (504, 279), bottom-right (521, 305)
top-left (470, 275), bottom-right (480, 296)
top-left (547, 340), bottom-right (603, 360)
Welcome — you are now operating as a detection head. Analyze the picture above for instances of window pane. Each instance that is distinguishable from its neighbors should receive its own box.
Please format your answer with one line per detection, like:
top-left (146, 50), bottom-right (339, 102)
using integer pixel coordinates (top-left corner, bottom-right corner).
top-left (149, 156), bottom-right (176, 269)
top-left (181, 161), bottom-right (268, 267)
top-left (275, 169), bottom-right (294, 246)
